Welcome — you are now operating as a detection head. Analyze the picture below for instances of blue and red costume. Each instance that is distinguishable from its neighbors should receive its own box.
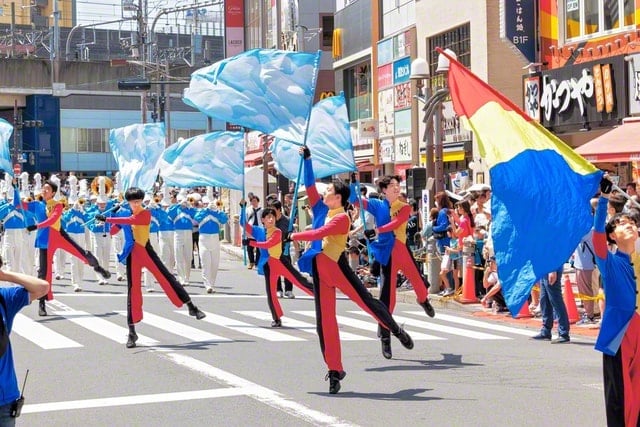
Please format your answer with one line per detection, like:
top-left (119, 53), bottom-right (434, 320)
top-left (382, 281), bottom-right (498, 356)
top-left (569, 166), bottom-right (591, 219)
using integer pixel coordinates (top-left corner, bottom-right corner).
top-left (593, 196), bottom-right (640, 427)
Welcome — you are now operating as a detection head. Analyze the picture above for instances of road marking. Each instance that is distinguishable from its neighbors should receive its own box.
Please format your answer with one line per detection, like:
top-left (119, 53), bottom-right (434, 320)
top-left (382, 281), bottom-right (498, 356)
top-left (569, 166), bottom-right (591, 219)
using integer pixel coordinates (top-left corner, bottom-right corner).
top-left (115, 311), bottom-right (232, 343)
top-left (406, 312), bottom-right (538, 336)
top-left (236, 310), bottom-right (374, 341)
top-left (164, 352), bottom-right (359, 427)
top-left (175, 311), bottom-right (305, 342)
top-left (294, 310), bottom-right (444, 340)
top-left (51, 309), bottom-right (157, 346)
top-left (12, 314), bottom-right (83, 349)
top-left (23, 388), bottom-right (250, 414)
top-left (351, 312), bottom-right (511, 340)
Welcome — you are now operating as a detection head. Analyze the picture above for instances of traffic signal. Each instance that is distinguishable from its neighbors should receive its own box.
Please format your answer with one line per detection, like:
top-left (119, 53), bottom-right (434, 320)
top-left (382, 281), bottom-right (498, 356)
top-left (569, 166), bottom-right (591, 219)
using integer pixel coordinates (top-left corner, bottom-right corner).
top-left (118, 80), bottom-right (151, 91)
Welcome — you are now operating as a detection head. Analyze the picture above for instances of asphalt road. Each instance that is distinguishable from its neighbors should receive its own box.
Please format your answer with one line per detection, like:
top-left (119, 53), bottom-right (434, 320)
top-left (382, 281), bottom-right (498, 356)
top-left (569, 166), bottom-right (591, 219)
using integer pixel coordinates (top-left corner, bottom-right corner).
top-left (9, 248), bottom-right (606, 426)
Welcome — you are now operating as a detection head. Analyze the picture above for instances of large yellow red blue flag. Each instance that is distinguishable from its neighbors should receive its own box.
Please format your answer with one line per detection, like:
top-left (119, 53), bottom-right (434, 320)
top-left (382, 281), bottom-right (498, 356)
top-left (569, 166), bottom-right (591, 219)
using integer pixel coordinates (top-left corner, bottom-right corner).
top-left (442, 49), bottom-right (602, 316)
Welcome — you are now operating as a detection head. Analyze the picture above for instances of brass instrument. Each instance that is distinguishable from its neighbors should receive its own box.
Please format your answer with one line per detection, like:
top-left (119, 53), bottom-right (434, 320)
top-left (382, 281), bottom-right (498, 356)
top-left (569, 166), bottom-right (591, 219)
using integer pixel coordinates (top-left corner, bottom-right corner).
top-left (153, 194), bottom-right (162, 203)
top-left (91, 176), bottom-right (114, 197)
top-left (216, 199), bottom-right (224, 209)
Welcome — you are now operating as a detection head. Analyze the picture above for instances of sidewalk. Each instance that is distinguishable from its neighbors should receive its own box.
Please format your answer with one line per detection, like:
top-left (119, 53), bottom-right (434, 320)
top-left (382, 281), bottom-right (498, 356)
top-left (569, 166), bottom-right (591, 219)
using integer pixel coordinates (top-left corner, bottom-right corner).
top-left (220, 242), bottom-right (600, 339)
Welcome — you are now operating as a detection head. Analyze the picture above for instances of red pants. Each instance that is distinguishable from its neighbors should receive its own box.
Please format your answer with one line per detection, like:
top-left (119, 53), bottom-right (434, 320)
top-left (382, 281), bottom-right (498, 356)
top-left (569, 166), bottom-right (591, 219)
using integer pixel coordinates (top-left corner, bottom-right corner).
top-left (126, 242), bottom-right (190, 325)
top-left (380, 240), bottom-right (429, 314)
top-left (604, 313), bottom-right (640, 427)
top-left (311, 253), bottom-right (401, 372)
top-left (262, 257), bottom-right (313, 321)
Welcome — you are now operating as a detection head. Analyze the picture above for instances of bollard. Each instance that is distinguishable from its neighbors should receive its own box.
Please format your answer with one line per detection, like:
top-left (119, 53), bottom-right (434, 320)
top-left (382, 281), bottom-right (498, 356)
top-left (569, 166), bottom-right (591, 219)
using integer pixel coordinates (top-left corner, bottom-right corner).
top-left (233, 215), bottom-right (241, 247)
top-left (458, 237), bottom-right (478, 303)
top-left (426, 238), bottom-right (440, 294)
top-left (563, 274), bottom-right (580, 324)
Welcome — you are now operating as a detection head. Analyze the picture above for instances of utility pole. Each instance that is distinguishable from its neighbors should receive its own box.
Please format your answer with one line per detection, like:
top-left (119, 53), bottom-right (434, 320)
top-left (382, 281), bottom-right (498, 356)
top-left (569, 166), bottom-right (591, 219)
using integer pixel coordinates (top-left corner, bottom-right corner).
top-left (138, 0), bottom-right (148, 123)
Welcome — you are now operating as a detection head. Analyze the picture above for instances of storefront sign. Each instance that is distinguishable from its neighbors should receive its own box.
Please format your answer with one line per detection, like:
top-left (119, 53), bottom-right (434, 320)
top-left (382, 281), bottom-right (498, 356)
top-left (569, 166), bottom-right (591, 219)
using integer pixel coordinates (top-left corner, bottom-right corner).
top-left (394, 135), bottom-right (412, 163)
top-left (627, 53), bottom-right (640, 115)
top-left (501, 0), bottom-right (536, 63)
top-left (540, 56), bottom-right (626, 131)
top-left (393, 57), bottom-right (411, 85)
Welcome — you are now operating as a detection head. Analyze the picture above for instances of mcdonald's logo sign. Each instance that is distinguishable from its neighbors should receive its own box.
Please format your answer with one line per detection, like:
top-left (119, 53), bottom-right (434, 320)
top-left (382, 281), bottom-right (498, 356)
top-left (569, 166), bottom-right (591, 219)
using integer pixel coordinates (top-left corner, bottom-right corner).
top-left (319, 91), bottom-right (335, 99)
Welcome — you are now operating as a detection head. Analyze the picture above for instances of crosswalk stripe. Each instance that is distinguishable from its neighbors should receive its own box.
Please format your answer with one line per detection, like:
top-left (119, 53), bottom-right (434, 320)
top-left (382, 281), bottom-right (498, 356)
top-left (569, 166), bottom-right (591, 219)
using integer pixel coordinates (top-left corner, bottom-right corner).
top-left (350, 311), bottom-right (511, 340)
top-left (12, 314), bottom-right (83, 349)
top-left (51, 310), bottom-right (158, 346)
top-left (175, 311), bottom-right (305, 342)
top-left (293, 310), bottom-right (444, 340)
top-left (405, 312), bottom-right (536, 336)
top-left (235, 311), bottom-right (374, 341)
top-left (115, 311), bottom-right (232, 343)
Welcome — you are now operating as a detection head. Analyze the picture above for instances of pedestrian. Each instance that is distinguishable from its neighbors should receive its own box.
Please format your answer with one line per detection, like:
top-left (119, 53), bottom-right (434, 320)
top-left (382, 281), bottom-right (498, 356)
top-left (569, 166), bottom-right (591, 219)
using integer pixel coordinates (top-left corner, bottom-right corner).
top-left (194, 197), bottom-right (228, 294)
top-left (594, 177), bottom-right (640, 427)
top-left (96, 187), bottom-right (205, 349)
top-left (530, 266), bottom-right (571, 344)
top-left (26, 176), bottom-right (110, 316)
top-left (354, 174), bottom-right (435, 360)
top-left (291, 147), bottom-right (414, 394)
top-left (0, 256), bottom-right (49, 426)
top-left (271, 200), bottom-right (295, 298)
top-left (240, 203), bottom-right (313, 327)
top-left (244, 196), bottom-right (262, 269)
top-left (572, 230), bottom-right (597, 324)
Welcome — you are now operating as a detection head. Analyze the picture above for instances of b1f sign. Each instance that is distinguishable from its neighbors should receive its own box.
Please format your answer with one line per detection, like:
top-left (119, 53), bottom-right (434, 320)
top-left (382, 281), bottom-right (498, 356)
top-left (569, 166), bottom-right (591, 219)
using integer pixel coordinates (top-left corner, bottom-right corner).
top-left (500, 0), bottom-right (536, 63)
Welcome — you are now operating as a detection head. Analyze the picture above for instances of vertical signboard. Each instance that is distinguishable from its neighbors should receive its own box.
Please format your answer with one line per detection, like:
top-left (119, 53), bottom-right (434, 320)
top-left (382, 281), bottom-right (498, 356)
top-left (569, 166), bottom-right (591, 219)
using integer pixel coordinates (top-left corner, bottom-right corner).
top-left (500, 0), bottom-right (536, 63)
top-left (225, 0), bottom-right (244, 57)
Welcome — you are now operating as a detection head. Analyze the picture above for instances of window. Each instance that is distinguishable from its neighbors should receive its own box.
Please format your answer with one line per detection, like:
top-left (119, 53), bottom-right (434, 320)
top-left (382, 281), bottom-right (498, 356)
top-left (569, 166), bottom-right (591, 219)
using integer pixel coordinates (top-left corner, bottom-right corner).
top-left (565, 0), bottom-right (634, 40)
top-left (428, 23), bottom-right (471, 89)
top-left (345, 62), bottom-right (371, 122)
top-left (321, 15), bottom-right (334, 50)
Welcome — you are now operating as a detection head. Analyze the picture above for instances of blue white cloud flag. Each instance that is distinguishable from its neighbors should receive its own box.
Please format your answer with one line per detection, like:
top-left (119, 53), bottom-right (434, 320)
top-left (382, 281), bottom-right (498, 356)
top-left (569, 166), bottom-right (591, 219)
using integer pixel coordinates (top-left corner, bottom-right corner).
top-left (0, 119), bottom-right (13, 175)
top-left (158, 131), bottom-right (245, 190)
top-left (183, 48), bottom-right (321, 145)
top-left (271, 94), bottom-right (356, 181)
top-left (109, 122), bottom-right (165, 191)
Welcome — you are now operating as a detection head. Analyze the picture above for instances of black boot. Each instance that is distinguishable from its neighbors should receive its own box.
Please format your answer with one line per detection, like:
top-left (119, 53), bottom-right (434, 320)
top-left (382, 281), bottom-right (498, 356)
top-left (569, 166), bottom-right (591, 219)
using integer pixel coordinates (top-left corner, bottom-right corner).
top-left (394, 327), bottom-right (414, 350)
top-left (325, 370), bottom-right (347, 394)
top-left (38, 298), bottom-right (47, 317)
top-left (380, 337), bottom-right (392, 359)
top-left (271, 318), bottom-right (282, 327)
top-left (187, 302), bottom-right (206, 320)
top-left (419, 298), bottom-right (436, 318)
top-left (94, 265), bottom-right (111, 280)
top-left (126, 332), bottom-right (138, 348)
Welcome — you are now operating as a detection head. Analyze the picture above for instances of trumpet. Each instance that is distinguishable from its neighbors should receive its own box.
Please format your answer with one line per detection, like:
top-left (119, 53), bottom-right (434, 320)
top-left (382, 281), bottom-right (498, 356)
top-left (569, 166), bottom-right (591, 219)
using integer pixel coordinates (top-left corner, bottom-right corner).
top-left (78, 198), bottom-right (86, 205)
top-left (153, 194), bottom-right (162, 203)
top-left (36, 194), bottom-right (44, 202)
top-left (216, 199), bottom-right (224, 208)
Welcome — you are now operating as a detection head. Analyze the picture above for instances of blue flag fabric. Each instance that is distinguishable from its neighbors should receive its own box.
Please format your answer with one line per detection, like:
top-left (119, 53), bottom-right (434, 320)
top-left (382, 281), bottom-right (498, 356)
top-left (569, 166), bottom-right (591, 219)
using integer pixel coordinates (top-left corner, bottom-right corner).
top-left (271, 94), bottom-right (356, 181)
top-left (109, 123), bottom-right (166, 191)
top-left (444, 49), bottom-right (602, 316)
top-left (157, 131), bottom-right (245, 190)
top-left (0, 119), bottom-right (14, 176)
top-left (183, 48), bottom-right (321, 145)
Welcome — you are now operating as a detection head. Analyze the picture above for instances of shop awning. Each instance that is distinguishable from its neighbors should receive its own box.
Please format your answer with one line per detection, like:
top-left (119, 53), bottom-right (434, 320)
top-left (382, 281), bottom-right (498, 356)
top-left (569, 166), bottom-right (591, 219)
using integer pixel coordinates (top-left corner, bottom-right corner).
top-left (575, 120), bottom-right (640, 163)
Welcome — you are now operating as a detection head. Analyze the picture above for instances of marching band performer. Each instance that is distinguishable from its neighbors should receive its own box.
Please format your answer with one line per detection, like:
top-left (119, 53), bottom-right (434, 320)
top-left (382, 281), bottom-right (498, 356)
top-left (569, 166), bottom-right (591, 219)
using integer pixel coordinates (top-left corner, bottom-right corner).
top-left (0, 175), bottom-right (26, 272)
top-left (96, 187), bottom-right (206, 349)
top-left (51, 176), bottom-right (68, 280)
top-left (61, 173), bottom-right (88, 292)
top-left (194, 189), bottom-right (228, 294)
top-left (157, 187), bottom-right (175, 278)
top-left (168, 189), bottom-right (195, 286)
top-left (142, 193), bottom-right (161, 292)
top-left (26, 175), bottom-right (111, 316)
top-left (86, 177), bottom-right (115, 285)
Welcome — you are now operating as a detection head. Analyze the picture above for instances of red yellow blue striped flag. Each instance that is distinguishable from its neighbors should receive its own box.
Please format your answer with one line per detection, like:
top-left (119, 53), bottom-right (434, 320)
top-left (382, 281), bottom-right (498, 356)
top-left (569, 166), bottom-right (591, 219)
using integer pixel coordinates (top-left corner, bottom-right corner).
top-left (441, 48), bottom-right (602, 316)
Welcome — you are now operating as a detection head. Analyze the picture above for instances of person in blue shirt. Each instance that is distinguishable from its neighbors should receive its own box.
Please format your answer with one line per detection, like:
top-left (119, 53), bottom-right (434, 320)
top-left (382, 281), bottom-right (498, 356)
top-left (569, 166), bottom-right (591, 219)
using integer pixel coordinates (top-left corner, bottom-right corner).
top-left (0, 186), bottom-right (27, 274)
top-left (0, 256), bottom-right (49, 425)
top-left (168, 195), bottom-right (196, 286)
top-left (194, 198), bottom-right (228, 294)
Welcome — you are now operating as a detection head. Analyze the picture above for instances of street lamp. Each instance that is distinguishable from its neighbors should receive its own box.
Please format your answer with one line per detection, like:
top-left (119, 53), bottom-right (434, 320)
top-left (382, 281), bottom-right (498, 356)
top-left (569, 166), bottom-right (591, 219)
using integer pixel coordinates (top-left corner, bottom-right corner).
top-left (410, 48), bottom-right (456, 198)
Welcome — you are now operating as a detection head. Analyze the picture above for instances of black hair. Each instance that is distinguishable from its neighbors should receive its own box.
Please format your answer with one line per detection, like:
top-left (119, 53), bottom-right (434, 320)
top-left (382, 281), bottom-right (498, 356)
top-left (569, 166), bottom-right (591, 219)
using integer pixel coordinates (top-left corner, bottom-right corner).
top-left (377, 175), bottom-right (402, 191)
top-left (250, 195), bottom-right (260, 202)
top-left (46, 179), bottom-right (58, 193)
top-left (261, 207), bottom-right (276, 219)
top-left (333, 181), bottom-right (351, 209)
top-left (608, 193), bottom-right (626, 214)
top-left (271, 200), bottom-right (282, 210)
top-left (605, 212), bottom-right (637, 244)
top-left (124, 187), bottom-right (145, 201)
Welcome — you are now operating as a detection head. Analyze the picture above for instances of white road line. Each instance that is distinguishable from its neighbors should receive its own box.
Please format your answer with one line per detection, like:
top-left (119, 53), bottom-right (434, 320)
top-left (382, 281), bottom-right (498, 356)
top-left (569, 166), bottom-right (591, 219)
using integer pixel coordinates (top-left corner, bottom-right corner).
top-left (114, 311), bottom-right (232, 343)
top-left (23, 388), bottom-right (250, 414)
top-left (405, 311), bottom-right (538, 336)
top-left (236, 310), bottom-right (374, 341)
top-left (12, 314), bottom-right (83, 349)
top-left (175, 311), bottom-right (305, 342)
top-left (293, 310), bottom-right (445, 340)
top-left (51, 310), bottom-right (158, 346)
top-left (351, 312), bottom-right (511, 340)
top-left (164, 352), bottom-right (358, 427)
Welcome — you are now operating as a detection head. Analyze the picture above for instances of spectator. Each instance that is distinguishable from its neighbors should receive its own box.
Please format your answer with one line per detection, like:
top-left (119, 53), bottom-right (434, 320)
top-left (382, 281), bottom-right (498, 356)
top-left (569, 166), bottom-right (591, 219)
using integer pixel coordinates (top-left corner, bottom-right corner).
top-left (530, 267), bottom-right (571, 343)
top-left (480, 256), bottom-right (506, 311)
top-left (439, 227), bottom-right (460, 296)
top-left (245, 195), bottom-right (262, 269)
top-left (432, 191), bottom-right (454, 292)
top-left (572, 230), bottom-right (597, 324)
top-left (0, 256), bottom-right (49, 424)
